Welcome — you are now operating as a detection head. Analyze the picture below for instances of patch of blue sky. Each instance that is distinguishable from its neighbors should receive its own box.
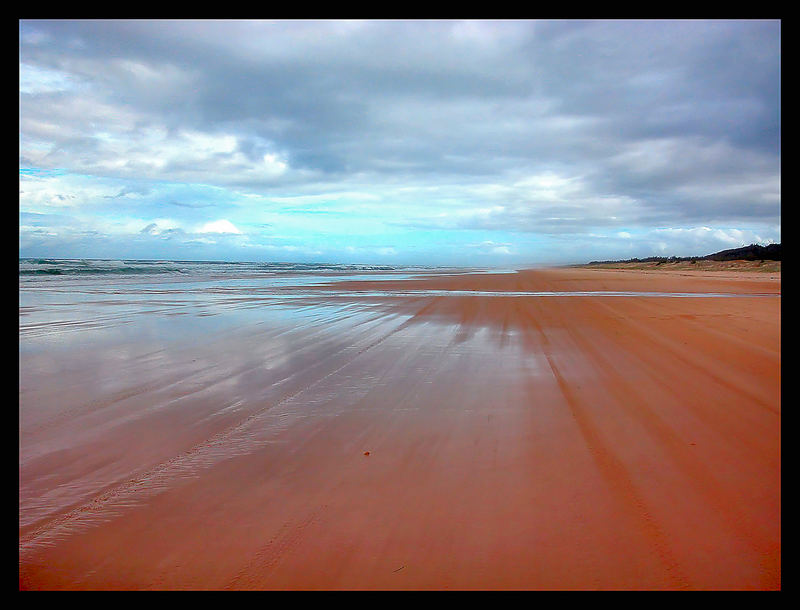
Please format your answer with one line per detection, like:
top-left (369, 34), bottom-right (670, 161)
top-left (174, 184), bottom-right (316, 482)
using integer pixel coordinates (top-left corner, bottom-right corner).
top-left (19, 167), bottom-right (68, 177)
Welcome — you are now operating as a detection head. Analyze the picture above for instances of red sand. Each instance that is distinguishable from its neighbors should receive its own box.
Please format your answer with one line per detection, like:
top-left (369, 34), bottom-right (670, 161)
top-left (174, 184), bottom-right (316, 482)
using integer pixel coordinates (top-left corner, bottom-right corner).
top-left (19, 268), bottom-right (780, 590)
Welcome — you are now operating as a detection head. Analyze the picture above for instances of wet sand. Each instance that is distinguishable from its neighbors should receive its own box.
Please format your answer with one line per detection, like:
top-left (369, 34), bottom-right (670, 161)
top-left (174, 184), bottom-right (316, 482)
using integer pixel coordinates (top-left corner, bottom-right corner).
top-left (19, 267), bottom-right (780, 590)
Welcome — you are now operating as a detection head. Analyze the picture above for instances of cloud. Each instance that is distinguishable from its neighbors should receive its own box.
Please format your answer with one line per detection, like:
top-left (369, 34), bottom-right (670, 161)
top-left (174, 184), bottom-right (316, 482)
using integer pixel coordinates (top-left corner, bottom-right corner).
top-left (196, 219), bottom-right (242, 234)
top-left (19, 20), bottom-right (780, 264)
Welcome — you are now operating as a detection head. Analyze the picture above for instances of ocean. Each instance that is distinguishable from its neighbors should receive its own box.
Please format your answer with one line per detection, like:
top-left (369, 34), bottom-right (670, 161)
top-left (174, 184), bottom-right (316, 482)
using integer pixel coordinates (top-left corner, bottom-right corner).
top-left (18, 258), bottom-right (461, 344)
top-left (18, 257), bottom-right (443, 278)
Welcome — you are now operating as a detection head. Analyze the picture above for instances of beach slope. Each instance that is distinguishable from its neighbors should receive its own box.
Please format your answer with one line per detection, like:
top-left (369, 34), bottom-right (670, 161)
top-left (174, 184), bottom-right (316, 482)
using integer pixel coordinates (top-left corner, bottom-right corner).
top-left (19, 267), bottom-right (780, 590)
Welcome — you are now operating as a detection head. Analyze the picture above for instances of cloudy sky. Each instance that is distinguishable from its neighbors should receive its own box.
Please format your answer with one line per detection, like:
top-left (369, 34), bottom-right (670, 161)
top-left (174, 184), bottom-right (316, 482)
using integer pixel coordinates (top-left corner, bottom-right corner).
top-left (19, 19), bottom-right (780, 266)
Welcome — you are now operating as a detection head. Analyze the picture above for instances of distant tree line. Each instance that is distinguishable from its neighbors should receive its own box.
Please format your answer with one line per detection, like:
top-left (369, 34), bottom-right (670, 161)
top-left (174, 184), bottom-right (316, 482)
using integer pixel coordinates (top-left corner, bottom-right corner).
top-left (588, 243), bottom-right (781, 265)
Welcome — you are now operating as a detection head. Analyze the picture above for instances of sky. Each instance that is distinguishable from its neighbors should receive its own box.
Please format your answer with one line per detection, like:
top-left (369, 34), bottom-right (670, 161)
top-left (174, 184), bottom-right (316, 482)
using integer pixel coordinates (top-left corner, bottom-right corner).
top-left (19, 19), bottom-right (780, 266)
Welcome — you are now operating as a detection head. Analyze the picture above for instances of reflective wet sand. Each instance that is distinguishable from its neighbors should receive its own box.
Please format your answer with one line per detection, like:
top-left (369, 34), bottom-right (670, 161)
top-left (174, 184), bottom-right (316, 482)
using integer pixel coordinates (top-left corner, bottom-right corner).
top-left (19, 267), bottom-right (780, 589)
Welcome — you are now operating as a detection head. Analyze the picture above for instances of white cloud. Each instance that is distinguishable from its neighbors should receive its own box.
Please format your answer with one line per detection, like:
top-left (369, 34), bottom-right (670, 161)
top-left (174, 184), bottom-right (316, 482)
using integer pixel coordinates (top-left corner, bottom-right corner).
top-left (138, 219), bottom-right (183, 235)
top-left (196, 219), bottom-right (242, 234)
top-left (19, 63), bottom-right (77, 94)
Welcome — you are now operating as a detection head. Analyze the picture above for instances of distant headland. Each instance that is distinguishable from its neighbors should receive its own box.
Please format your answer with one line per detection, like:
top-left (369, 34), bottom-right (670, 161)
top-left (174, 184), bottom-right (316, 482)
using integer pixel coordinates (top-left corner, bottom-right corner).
top-left (579, 243), bottom-right (781, 272)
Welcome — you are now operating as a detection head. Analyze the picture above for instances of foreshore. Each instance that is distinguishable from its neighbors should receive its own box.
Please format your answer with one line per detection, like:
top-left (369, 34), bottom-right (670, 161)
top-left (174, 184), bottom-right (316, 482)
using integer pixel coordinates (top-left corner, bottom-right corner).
top-left (19, 266), bottom-right (781, 590)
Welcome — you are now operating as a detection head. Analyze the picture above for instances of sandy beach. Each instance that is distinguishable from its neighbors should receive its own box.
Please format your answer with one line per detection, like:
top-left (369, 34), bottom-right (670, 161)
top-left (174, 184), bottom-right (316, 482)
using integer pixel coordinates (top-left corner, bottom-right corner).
top-left (19, 266), bottom-right (780, 590)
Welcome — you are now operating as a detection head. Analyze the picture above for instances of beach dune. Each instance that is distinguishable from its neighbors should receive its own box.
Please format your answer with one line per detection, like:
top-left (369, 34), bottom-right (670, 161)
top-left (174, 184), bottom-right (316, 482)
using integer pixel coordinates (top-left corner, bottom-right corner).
top-left (19, 267), bottom-right (780, 590)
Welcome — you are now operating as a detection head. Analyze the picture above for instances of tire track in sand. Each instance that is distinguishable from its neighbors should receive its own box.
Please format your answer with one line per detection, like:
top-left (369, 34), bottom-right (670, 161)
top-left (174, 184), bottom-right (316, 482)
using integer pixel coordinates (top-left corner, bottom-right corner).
top-left (222, 505), bottom-right (329, 590)
top-left (520, 302), bottom-right (692, 590)
top-left (591, 298), bottom-right (779, 416)
top-left (550, 298), bottom-right (780, 589)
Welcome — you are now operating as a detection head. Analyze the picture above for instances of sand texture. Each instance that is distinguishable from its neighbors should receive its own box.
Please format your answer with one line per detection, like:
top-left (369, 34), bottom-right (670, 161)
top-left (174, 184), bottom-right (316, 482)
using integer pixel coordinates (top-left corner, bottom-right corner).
top-left (19, 267), bottom-right (781, 590)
